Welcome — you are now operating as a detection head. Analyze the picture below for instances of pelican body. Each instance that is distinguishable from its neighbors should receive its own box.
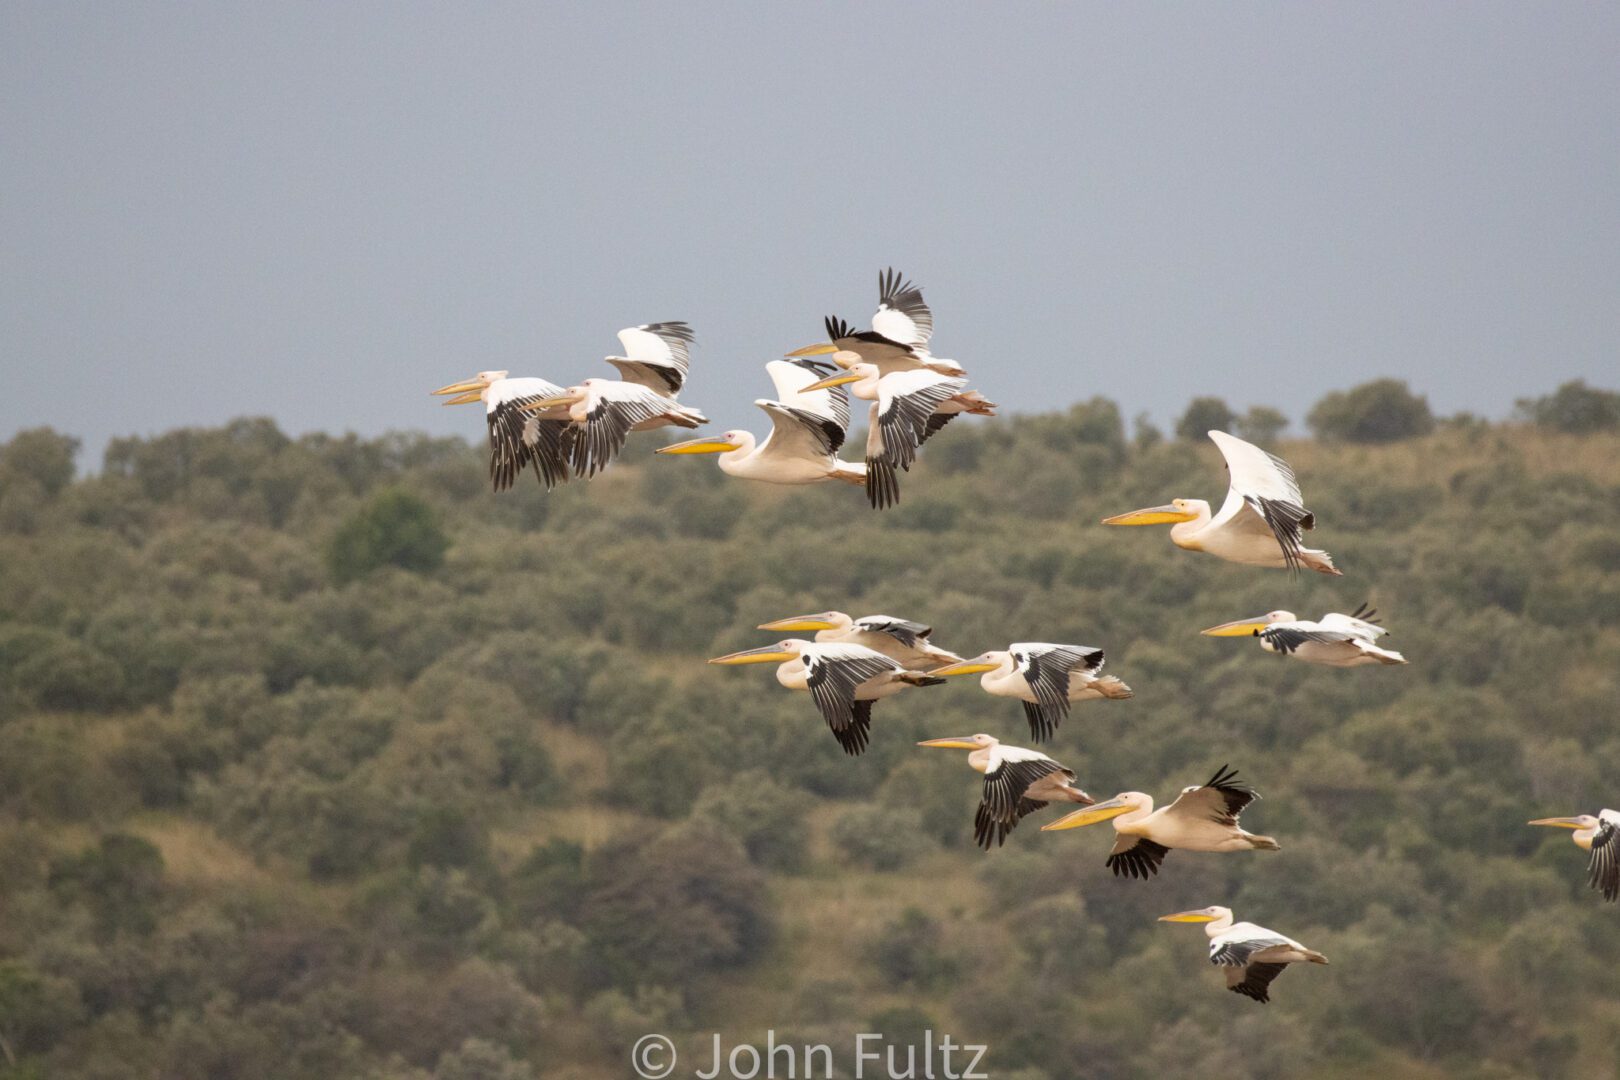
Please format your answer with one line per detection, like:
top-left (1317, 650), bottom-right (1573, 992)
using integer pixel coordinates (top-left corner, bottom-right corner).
top-left (919, 734), bottom-right (1093, 848)
top-left (1161, 906), bottom-right (1329, 1003)
top-left (1104, 430), bottom-right (1339, 575)
top-left (1042, 765), bottom-right (1279, 878)
top-left (657, 359), bottom-right (864, 486)
top-left (931, 644), bottom-right (1132, 742)
top-left (1530, 811), bottom-right (1619, 901)
top-left (756, 611), bottom-right (963, 670)
top-left (1203, 603), bottom-right (1406, 667)
top-left (432, 370), bottom-right (572, 491)
top-left (708, 639), bottom-right (944, 755)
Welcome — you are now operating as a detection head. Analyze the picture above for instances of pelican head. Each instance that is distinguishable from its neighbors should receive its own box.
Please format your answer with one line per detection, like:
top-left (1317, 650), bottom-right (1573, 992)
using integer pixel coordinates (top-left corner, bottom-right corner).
top-left (431, 370), bottom-right (507, 405)
top-left (800, 363), bottom-right (875, 393)
top-left (1041, 791), bottom-right (1151, 831)
top-left (1159, 905), bottom-right (1233, 924)
top-left (1202, 611), bottom-right (1296, 637)
top-left (658, 431), bottom-right (748, 455)
top-left (786, 343), bottom-right (863, 369)
top-left (916, 733), bottom-right (999, 751)
top-left (1102, 497), bottom-right (1205, 527)
top-left (1529, 815), bottom-right (1600, 831)
top-left (757, 611), bottom-right (850, 633)
top-left (708, 640), bottom-right (806, 665)
top-left (928, 651), bottom-right (1008, 678)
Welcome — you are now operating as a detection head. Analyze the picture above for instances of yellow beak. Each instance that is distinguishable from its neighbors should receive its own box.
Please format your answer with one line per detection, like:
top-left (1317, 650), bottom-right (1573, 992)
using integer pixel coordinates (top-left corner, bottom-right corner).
top-left (801, 372), bottom-right (863, 392)
top-left (1158, 911), bottom-right (1219, 923)
top-left (916, 737), bottom-right (980, 749)
top-left (1102, 504), bottom-right (1198, 526)
top-left (787, 343), bottom-right (838, 357)
top-left (432, 378), bottom-right (486, 403)
top-left (1201, 618), bottom-right (1272, 637)
top-left (1527, 817), bottom-right (1584, 829)
top-left (708, 646), bottom-right (797, 666)
top-left (1041, 799), bottom-right (1132, 831)
top-left (757, 616), bottom-right (838, 632)
top-left (519, 395), bottom-right (577, 413)
top-left (928, 661), bottom-right (998, 678)
top-left (657, 438), bottom-right (736, 455)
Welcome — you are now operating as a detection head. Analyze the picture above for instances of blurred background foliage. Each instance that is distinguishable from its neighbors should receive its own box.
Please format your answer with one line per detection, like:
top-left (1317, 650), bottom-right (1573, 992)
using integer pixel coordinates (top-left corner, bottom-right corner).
top-left (0, 378), bottom-right (1618, 1078)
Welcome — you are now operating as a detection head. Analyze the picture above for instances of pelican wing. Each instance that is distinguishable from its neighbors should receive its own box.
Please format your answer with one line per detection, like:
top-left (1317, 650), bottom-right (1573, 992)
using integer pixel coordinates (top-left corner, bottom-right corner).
top-left (755, 399), bottom-right (845, 458)
top-left (1105, 835), bottom-right (1170, 879)
top-left (1590, 813), bottom-right (1618, 902)
top-left (1010, 643), bottom-right (1104, 742)
top-left (871, 267), bottom-right (933, 347)
top-left (1208, 430), bottom-right (1315, 573)
top-left (608, 322), bottom-right (694, 394)
top-left (802, 646), bottom-right (900, 756)
top-left (825, 315), bottom-right (920, 368)
top-left (487, 378), bottom-right (570, 491)
top-left (767, 358), bottom-right (851, 431)
top-left (850, 616), bottom-right (932, 649)
top-left (877, 371), bottom-right (966, 471)
top-left (1227, 962), bottom-right (1289, 1003)
top-left (1210, 934), bottom-right (1296, 967)
top-left (865, 402), bottom-right (901, 509)
top-left (1259, 623), bottom-right (1357, 655)
top-left (1319, 605), bottom-right (1386, 640)
top-left (566, 382), bottom-right (681, 477)
top-left (1164, 765), bottom-right (1259, 826)
top-left (976, 747), bottom-right (1072, 849)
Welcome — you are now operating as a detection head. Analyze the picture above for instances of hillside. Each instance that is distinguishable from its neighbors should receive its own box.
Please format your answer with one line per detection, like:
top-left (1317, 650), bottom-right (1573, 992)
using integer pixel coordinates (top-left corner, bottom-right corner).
top-left (1, 407), bottom-right (1618, 1080)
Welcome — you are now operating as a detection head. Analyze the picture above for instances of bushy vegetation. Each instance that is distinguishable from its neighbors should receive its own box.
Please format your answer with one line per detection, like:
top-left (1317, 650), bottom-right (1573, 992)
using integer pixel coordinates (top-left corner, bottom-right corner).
top-left (1, 386), bottom-right (1618, 1078)
top-left (1308, 378), bottom-right (1435, 443)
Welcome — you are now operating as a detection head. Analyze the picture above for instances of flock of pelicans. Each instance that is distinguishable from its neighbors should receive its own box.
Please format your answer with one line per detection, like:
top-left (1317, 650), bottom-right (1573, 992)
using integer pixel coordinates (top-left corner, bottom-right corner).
top-left (433, 270), bottom-right (1617, 1005)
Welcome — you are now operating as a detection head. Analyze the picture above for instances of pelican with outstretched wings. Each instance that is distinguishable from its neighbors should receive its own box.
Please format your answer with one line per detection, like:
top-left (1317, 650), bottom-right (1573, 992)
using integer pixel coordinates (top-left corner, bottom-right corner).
top-left (1530, 810), bottom-right (1619, 901)
top-left (431, 370), bottom-right (572, 491)
top-left (755, 611), bottom-right (963, 669)
top-left (1160, 906), bottom-right (1329, 1003)
top-left (918, 734), bottom-right (1094, 849)
top-left (929, 643), bottom-right (1132, 742)
top-left (1042, 766), bottom-right (1280, 878)
top-left (787, 268), bottom-right (965, 377)
top-left (1103, 430), bottom-right (1339, 575)
top-left (1202, 603), bottom-right (1406, 666)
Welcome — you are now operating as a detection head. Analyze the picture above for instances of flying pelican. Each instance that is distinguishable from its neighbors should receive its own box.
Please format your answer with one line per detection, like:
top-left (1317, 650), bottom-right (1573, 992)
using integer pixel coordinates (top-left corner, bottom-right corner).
top-left (708, 639), bottom-right (945, 755)
top-left (654, 359), bottom-right (865, 486)
top-left (1102, 430), bottom-right (1339, 575)
top-left (1160, 906), bottom-right (1329, 1003)
top-left (1202, 603), bottom-right (1407, 666)
top-left (787, 268), bottom-right (965, 377)
top-left (929, 644), bottom-right (1132, 742)
top-left (755, 611), bottom-right (964, 670)
top-left (918, 734), bottom-right (1094, 849)
top-left (431, 370), bottom-right (571, 491)
top-left (803, 363), bottom-right (996, 509)
top-left (1041, 765), bottom-right (1279, 878)
top-left (1529, 811), bottom-right (1618, 901)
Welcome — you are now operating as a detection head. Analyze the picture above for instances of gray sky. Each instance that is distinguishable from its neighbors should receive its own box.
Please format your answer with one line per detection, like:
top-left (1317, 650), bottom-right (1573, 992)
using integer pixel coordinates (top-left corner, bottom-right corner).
top-left (4, 3), bottom-right (1617, 465)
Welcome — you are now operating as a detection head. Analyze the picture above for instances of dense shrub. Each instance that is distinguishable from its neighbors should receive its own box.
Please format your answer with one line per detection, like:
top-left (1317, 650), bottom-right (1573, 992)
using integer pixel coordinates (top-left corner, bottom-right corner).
top-left (1308, 378), bottom-right (1435, 442)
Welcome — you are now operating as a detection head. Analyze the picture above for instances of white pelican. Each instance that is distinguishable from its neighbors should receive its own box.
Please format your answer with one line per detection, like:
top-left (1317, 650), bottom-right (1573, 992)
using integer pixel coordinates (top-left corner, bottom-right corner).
top-left (755, 611), bottom-right (964, 670)
top-left (1529, 811), bottom-right (1619, 901)
top-left (929, 644), bottom-right (1132, 742)
top-left (1202, 603), bottom-right (1407, 667)
top-left (1041, 765), bottom-right (1279, 878)
top-left (803, 363), bottom-right (996, 509)
top-left (787, 268), bottom-right (965, 377)
top-left (654, 359), bottom-right (865, 486)
top-left (432, 370), bottom-right (572, 491)
top-left (1160, 906), bottom-right (1329, 1003)
top-left (1102, 430), bottom-right (1339, 575)
top-left (918, 734), bottom-right (1094, 849)
top-left (708, 639), bottom-right (945, 755)
top-left (603, 322), bottom-right (695, 395)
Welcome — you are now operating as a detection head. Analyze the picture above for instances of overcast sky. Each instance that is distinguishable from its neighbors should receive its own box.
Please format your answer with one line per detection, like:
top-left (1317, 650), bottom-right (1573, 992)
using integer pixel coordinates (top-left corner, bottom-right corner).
top-left (4, 3), bottom-right (1617, 465)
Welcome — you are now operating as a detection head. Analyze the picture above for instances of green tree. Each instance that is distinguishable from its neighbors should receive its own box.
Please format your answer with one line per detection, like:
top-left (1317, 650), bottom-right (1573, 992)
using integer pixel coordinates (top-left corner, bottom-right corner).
top-left (327, 489), bottom-right (449, 583)
top-left (1174, 396), bottom-right (1236, 441)
top-left (1516, 379), bottom-right (1620, 434)
top-left (1307, 378), bottom-right (1435, 443)
top-left (1234, 404), bottom-right (1289, 445)
top-left (0, 427), bottom-right (80, 496)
